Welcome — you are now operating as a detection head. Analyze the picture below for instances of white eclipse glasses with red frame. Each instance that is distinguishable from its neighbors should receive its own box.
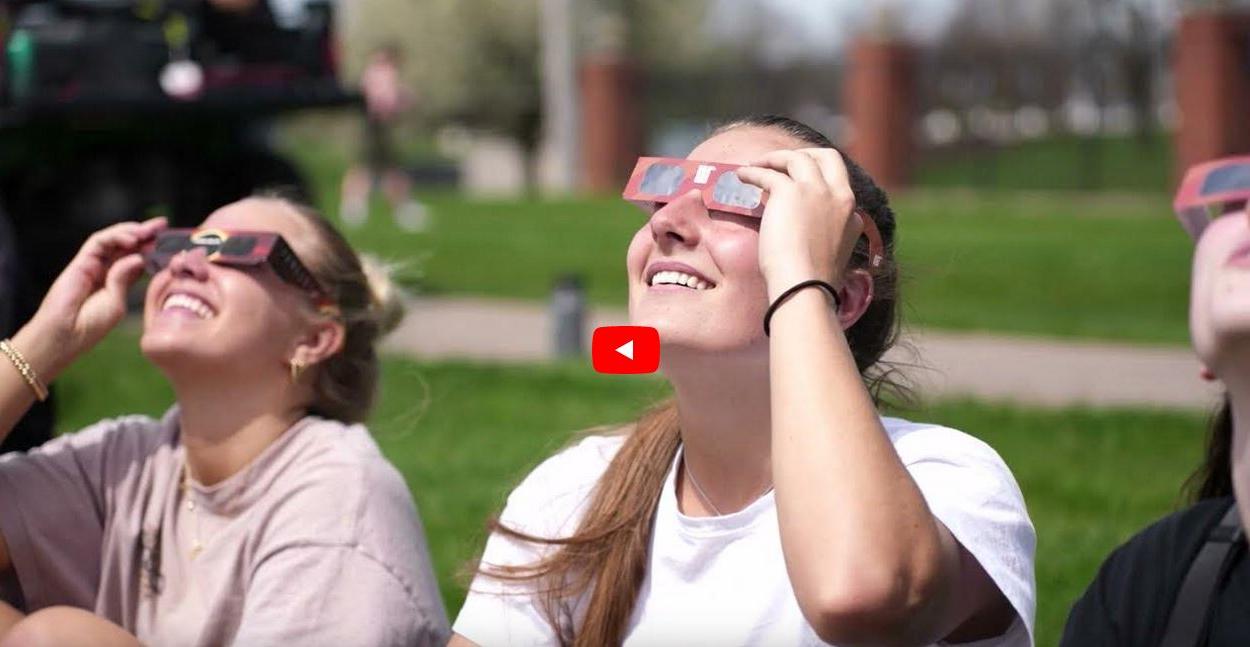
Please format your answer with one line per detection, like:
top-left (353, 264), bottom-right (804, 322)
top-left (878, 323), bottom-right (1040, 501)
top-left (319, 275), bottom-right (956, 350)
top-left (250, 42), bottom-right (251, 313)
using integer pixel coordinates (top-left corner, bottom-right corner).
top-left (1175, 155), bottom-right (1250, 240)
top-left (622, 156), bottom-right (885, 272)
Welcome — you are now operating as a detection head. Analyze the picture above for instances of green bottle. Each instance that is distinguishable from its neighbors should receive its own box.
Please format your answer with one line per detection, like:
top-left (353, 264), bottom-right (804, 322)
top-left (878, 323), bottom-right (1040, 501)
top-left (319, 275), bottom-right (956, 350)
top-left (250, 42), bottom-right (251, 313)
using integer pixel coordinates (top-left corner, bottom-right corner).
top-left (7, 29), bottom-right (33, 103)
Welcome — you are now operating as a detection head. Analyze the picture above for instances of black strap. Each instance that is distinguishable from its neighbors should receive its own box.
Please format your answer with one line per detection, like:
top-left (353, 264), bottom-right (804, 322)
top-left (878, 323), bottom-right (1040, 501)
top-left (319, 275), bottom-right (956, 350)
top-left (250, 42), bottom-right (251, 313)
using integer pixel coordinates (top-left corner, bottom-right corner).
top-left (1160, 502), bottom-right (1243, 647)
top-left (763, 280), bottom-right (841, 336)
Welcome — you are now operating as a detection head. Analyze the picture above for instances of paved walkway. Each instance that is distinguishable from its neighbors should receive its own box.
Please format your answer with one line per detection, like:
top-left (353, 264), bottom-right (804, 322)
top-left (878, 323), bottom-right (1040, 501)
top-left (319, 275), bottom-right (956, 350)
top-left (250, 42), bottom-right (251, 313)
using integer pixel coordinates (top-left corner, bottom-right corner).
top-left (382, 296), bottom-right (1222, 410)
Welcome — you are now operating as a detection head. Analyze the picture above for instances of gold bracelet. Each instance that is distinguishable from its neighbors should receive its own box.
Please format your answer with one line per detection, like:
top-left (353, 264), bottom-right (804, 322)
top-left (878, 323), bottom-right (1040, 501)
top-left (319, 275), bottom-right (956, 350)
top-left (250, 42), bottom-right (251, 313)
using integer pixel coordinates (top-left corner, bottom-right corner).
top-left (0, 339), bottom-right (48, 402)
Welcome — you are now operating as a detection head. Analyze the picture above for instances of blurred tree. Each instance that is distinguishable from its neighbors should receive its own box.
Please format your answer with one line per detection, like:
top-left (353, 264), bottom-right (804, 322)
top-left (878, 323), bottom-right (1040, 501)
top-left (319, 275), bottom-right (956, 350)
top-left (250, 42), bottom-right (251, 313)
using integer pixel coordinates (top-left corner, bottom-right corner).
top-left (343, 0), bottom-right (536, 137)
top-left (618, 0), bottom-right (721, 67)
top-left (922, 0), bottom-right (1163, 144)
top-left (631, 0), bottom-right (853, 131)
top-left (341, 0), bottom-right (713, 188)
top-left (1107, 0), bottom-right (1160, 143)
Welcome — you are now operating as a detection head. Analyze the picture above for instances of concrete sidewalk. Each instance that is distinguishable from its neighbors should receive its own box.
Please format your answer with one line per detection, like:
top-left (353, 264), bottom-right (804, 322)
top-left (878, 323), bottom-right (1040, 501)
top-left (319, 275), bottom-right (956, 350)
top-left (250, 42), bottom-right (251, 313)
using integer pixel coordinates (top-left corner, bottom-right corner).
top-left (382, 296), bottom-right (1222, 411)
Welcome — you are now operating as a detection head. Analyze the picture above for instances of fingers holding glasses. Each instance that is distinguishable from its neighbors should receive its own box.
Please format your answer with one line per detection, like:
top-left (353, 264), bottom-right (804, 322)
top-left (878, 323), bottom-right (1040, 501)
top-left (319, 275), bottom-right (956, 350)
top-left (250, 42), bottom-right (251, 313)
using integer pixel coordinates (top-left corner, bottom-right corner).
top-left (736, 149), bottom-right (860, 294)
top-left (33, 217), bottom-right (168, 364)
top-left (66, 218), bottom-right (167, 285)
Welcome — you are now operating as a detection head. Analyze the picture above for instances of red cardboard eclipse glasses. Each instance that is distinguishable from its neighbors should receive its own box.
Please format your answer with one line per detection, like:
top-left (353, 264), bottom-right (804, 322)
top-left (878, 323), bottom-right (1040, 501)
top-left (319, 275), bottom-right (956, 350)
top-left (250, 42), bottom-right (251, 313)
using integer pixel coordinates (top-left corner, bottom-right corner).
top-left (1175, 155), bottom-right (1250, 241)
top-left (623, 156), bottom-right (885, 272)
top-left (143, 228), bottom-right (338, 313)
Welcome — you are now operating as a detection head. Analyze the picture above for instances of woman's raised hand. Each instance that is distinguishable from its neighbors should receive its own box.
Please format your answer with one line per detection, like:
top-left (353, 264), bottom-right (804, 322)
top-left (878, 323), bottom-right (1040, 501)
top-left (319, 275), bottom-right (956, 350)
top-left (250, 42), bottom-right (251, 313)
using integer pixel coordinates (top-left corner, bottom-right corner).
top-left (734, 148), bottom-right (862, 300)
top-left (22, 218), bottom-right (166, 374)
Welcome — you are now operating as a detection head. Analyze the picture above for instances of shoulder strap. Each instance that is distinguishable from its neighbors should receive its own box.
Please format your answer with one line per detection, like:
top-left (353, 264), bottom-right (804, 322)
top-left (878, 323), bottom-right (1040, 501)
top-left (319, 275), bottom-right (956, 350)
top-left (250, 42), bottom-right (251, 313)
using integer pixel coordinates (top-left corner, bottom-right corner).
top-left (1160, 502), bottom-right (1243, 647)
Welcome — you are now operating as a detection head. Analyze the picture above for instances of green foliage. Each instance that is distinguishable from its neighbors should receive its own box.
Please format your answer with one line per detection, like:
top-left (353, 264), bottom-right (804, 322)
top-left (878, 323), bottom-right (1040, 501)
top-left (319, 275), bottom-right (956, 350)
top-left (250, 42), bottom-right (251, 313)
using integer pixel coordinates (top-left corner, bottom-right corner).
top-left (621, 0), bottom-right (725, 73)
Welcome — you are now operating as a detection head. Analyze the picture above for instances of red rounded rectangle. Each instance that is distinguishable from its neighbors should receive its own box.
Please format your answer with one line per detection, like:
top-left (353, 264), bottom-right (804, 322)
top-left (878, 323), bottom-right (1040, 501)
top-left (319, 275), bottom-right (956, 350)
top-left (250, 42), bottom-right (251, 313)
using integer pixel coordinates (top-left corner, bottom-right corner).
top-left (592, 326), bottom-right (660, 374)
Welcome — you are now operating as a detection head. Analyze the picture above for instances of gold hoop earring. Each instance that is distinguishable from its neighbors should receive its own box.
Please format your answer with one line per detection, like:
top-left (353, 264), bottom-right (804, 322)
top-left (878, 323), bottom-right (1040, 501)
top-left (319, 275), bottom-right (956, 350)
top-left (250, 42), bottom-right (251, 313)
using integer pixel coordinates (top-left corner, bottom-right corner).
top-left (289, 358), bottom-right (307, 383)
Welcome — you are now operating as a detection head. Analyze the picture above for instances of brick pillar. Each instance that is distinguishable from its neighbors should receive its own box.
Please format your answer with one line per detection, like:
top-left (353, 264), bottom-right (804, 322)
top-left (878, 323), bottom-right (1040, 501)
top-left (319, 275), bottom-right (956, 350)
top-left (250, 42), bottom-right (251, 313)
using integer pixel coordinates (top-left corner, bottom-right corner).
top-left (579, 56), bottom-right (642, 194)
top-left (1174, 9), bottom-right (1250, 178)
top-left (843, 38), bottom-right (916, 191)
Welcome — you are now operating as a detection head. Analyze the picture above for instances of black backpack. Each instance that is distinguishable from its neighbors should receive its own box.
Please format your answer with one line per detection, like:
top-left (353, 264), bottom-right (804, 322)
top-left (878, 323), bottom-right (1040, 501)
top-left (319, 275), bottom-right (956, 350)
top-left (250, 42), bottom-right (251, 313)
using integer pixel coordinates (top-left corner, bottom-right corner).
top-left (1160, 503), bottom-right (1244, 647)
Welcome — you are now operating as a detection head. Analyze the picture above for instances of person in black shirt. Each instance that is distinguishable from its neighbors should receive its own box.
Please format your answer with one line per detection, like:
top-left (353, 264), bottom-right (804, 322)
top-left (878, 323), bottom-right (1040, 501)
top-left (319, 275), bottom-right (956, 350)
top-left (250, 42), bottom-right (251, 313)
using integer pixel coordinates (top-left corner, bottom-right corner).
top-left (1063, 164), bottom-right (1250, 646)
top-left (1061, 486), bottom-right (1249, 645)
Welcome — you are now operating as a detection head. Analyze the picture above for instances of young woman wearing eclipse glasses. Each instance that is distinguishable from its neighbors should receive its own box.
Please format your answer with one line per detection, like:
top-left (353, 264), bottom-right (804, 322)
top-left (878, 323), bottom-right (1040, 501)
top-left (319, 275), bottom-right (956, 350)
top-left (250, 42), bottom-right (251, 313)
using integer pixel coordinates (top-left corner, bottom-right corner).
top-left (451, 115), bottom-right (1036, 646)
top-left (0, 195), bottom-right (448, 645)
top-left (1063, 155), bottom-right (1250, 647)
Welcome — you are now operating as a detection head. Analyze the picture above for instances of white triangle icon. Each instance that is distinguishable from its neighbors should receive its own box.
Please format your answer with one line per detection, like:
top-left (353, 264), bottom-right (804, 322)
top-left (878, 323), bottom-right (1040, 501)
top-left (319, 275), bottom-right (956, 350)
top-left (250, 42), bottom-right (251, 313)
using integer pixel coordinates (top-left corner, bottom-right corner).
top-left (615, 340), bottom-right (634, 360)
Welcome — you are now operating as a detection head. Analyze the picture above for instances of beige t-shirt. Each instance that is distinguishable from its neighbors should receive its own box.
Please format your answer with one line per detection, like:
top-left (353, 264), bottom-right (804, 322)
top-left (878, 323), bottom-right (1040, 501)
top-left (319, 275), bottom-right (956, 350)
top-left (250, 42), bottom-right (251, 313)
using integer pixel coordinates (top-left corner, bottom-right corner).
top-left (0, 407), bottom-right (449, 646)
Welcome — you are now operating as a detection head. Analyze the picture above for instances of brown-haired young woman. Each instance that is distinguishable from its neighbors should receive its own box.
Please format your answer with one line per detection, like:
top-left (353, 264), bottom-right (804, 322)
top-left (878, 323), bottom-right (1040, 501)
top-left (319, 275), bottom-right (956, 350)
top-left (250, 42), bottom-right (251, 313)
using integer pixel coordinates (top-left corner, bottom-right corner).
top-left (451, 115), bottom-right (1036, 646)
top-left (0, 196), bottom-right (448, 645)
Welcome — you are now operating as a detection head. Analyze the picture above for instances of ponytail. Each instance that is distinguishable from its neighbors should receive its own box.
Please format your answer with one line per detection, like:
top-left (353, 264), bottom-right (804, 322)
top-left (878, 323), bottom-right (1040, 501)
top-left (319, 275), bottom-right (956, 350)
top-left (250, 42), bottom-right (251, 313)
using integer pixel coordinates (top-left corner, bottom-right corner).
top-left (481, 401), bottom-right (680, 645)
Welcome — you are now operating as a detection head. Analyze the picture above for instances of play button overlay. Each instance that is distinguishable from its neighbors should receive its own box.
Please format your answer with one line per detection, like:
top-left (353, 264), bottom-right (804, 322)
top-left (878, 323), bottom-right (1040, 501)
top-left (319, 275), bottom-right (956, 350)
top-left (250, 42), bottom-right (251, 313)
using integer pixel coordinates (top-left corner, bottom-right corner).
top-left (593, 326), bottom-right (659, 374)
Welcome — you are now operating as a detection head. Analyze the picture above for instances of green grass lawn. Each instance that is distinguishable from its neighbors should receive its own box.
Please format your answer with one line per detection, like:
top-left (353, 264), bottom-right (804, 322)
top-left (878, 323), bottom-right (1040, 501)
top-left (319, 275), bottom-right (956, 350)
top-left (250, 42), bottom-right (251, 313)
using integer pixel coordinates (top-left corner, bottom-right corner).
top-left (915, 133), bottom-right (1173, 194)
top-left (54, 331), bottom-right (1210, 645)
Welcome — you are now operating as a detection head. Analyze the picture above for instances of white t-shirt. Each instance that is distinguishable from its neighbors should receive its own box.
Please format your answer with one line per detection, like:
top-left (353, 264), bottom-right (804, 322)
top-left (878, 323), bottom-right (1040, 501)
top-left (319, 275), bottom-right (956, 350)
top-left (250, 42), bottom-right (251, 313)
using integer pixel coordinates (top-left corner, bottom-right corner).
top-left (454, 416), bottom-right (1035, 646)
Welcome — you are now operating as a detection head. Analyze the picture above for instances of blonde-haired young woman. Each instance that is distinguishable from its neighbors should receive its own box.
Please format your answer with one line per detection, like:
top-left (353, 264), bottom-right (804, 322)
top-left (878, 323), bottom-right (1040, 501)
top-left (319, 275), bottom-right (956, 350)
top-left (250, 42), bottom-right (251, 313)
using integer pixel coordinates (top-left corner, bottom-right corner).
top-left (0, 195), bottom-right (448, 645)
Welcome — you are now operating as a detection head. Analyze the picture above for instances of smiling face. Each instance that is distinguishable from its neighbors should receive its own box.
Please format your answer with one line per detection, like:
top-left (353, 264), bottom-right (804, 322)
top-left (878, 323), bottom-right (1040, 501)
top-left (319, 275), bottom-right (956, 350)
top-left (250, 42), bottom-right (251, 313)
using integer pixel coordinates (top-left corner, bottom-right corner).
top-left (1191, 209), bottom-right (1250, 376)
top-left (626, 126), bottom-right (802, 358)
top-left (140, 198), bottom-right (324, 381)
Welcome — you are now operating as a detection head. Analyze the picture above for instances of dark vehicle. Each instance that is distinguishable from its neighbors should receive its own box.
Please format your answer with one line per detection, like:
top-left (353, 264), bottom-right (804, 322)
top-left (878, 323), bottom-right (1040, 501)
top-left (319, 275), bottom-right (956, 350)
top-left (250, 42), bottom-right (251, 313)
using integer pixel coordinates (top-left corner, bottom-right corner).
top-left (0, 0), bottom-right (361, 449)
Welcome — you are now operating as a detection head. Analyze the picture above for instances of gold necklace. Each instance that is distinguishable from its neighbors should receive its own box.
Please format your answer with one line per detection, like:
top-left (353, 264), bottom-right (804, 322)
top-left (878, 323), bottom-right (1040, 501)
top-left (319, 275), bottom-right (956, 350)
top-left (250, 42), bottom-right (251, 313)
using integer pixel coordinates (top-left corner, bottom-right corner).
top-left (179, 465), bottom-right (205, 559)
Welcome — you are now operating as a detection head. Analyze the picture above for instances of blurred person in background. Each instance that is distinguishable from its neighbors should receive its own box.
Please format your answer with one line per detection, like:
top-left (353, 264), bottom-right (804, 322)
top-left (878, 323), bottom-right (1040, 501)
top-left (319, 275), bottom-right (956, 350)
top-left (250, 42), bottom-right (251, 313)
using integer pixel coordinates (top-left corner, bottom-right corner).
top-left (338, 43), bottom-right (428, 232)
top-left (0, 195), bottom-right (448, 645)
top-left (1062, 156), bottom-right (1250, 646)
top-left (450, 115), bottom-right (1036, 646)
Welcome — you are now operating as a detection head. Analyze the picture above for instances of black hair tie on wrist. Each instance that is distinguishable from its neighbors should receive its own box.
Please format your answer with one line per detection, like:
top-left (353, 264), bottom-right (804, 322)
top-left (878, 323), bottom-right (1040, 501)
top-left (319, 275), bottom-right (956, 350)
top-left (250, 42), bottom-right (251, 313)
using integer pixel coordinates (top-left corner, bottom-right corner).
top-left (763, 279), bottom-right (841, 336)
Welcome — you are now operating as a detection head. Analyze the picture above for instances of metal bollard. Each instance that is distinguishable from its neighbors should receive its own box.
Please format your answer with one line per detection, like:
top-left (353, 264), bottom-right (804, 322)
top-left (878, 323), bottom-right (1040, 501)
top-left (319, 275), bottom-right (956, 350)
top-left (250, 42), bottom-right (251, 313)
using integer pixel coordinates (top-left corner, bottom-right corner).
top-left (551, 274), bottom-right (585, 358)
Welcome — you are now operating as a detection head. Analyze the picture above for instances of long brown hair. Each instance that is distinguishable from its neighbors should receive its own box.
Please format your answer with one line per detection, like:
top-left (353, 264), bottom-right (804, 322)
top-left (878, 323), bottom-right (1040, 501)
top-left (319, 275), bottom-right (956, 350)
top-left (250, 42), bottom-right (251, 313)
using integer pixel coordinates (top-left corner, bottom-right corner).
top-left (477, 115), bottom-right (904, 645)
top-left (1184, 395), bottom-right (1234, 501)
